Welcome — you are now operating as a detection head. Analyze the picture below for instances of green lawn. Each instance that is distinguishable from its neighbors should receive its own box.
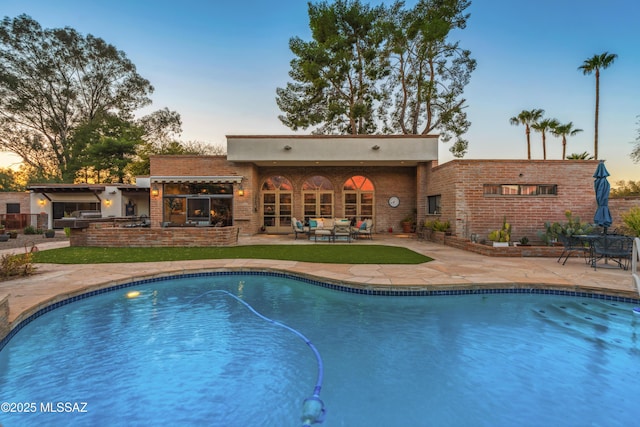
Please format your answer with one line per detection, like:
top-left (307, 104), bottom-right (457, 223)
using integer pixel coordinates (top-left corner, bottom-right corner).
top-left (32, 245), bottom-right (432, 264)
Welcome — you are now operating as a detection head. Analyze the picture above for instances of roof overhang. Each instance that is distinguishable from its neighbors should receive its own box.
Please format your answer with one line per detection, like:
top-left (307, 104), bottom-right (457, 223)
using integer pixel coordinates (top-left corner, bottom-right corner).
top-left (151, 176), bottom-right (243, 184)
top-left (226, 135), bottom-right (438, 166)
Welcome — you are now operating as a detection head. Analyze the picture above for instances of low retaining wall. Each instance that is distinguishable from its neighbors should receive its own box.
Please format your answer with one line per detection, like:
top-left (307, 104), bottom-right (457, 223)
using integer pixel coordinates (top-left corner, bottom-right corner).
top-left (70, 225), bottom-right (239, 247)
top-left (433, 234), bottom-right (564, 257)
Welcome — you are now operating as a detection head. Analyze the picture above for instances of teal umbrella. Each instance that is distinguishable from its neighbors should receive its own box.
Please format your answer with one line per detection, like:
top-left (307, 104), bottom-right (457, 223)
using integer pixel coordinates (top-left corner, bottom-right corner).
top-left (593, 161), bottom-right (612, 232)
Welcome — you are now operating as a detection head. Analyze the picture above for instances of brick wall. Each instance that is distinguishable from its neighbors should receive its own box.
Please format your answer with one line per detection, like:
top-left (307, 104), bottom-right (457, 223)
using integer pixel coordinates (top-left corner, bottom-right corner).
top-left (70, 224), bottom-right (239, 247)
top-left (425, 160), bottom-right (602, 244)
top-left (609, 197), bottom-right (640, 232)
top-left (0, 192), bottom-right (29, 215)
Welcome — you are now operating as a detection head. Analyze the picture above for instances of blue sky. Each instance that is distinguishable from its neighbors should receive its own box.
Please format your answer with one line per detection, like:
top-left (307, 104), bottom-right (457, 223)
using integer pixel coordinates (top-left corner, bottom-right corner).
top-left (2, 0), bottom-right (639, 183)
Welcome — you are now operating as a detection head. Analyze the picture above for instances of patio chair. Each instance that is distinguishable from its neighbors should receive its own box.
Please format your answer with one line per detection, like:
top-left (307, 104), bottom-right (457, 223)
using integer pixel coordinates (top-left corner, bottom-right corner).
top-left (333, 218), bottom-right (352, 243)
top-left (592, 235), bottom-right (633, 270)
top-left (556, 234), bottom-right (590, 265)
top-left (352, 219), bottom-right (373, 240)
top-left (291, 217), bottom-right (309, 240)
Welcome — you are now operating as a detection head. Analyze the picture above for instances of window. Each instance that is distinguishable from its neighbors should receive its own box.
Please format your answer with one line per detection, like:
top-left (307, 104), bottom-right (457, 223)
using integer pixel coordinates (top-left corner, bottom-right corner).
top-left (343, 175), bottom-right (374, 221)
top-left (162, 183), bottom-right (233, 226)
top-left (427, 195), bottom-right (441, 214)
top-left (6, 203), bottom-right (20, 214)
top-left (483, 184), bottom-right (557, 196)
top-left (303, 176), bottom-right (333, 220)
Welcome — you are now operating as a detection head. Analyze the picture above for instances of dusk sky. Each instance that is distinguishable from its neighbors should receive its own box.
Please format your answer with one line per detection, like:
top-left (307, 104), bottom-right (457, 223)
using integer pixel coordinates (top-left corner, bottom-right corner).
top-left (3, 0), bottom-right (639, 183)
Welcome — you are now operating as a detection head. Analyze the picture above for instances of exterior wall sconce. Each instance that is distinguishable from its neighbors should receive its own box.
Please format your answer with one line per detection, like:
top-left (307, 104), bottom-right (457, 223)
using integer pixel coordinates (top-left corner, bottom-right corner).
top-left (238, 184), bottom-right (245, 196)
top-left (371, 145), bottom-right (380, 150)
top-left (151, 185), bottom-right (159, 197)
top-left (104, 199), bottom-right (112, 207)
top-left (38, 198), bottom-right (46, 206)
top-left (284, 145), bottom-right (292, 150)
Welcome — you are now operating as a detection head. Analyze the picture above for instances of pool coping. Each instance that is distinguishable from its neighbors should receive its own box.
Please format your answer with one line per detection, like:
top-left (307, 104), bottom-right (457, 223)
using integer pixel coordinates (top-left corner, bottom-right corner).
top-left (2, 266), bottom-right (639, 351)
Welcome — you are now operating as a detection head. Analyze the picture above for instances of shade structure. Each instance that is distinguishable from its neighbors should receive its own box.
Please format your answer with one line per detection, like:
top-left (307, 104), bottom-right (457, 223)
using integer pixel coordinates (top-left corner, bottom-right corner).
top-left (593, 161), bottom-right (612, 230)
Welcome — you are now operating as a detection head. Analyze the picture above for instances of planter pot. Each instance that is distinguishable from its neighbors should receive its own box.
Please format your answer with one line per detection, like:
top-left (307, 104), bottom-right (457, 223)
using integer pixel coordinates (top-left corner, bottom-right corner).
top-left (44, 230), bottom-right (56, 238)
top-left (0, 234), bottom-right (9, 242)
top-left (401, 222), bottom-right (413, 233)
top-left (492, 241), bottom-right (509, 247)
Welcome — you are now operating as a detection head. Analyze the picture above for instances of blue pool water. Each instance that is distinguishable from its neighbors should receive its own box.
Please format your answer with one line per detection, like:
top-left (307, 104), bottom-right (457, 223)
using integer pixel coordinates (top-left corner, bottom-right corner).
top-left (1, 274), bottom-right (640, 426)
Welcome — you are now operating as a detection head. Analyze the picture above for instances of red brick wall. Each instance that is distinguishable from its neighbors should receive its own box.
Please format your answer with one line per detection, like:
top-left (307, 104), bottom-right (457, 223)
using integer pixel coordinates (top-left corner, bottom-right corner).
top-left (610, 197), bottom-right (640, 232)
top-left (0, 192), bottom-right (29, 214)
top-left (425, 160), bottom-right (601, 244)
top-left (255, 165), bottom-right (416, 233)
top-left (70, 224), bottom-right (239, 247)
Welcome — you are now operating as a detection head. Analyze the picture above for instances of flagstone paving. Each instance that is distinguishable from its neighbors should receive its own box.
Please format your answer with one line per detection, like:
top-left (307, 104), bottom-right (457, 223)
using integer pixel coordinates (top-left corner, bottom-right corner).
top-left (0, 234), bottom-right (637, 330)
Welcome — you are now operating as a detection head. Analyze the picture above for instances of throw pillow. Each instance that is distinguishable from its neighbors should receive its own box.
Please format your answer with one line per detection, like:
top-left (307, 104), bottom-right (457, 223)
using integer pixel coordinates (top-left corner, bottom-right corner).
top-left (360, 222), bottom-right (367, 230)
top-left (309, 220), bottom-right (317, 228)
top-left (356, 221), bottom-right (364, 229)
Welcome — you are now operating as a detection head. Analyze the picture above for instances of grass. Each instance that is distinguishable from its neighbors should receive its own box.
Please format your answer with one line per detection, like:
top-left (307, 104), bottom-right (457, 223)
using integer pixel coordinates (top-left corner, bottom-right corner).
top-left (32, 245), bottom-right (433, 264)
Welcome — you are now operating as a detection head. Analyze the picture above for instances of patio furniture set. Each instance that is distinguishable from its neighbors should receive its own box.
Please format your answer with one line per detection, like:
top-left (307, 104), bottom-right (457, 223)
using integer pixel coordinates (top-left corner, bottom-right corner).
top-left (557, 233), bottom-right (634, 270)
top-left (292, 217), bottom-right (373, 242)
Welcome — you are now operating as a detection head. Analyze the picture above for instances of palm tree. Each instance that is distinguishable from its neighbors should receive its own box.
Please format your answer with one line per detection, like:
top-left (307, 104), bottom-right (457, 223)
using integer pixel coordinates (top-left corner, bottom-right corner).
top-left (509, 109), bottom-right (544, 159)
top-left (578, 52), bottom-right (617, 160)
top-left (531, 118), bottom-right (559, 160)
top-left (566, 151), bottom-right (594, 160)
top-left (551, 122), bottom-right (583, 159)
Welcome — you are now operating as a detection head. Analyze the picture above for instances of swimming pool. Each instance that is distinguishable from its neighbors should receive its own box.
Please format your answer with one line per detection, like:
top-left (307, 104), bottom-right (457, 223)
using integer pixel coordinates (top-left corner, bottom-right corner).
top-left (1, 273), bottom-right (639, 426)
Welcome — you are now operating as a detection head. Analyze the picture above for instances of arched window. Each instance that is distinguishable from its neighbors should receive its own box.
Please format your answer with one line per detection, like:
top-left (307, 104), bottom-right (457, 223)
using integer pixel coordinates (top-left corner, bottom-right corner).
top-left (261, 176), bottom-right (293, 232)
top-left (303, 176), bottom-right (333, 220)
top-left (343, 175), bottom-right (374, 221)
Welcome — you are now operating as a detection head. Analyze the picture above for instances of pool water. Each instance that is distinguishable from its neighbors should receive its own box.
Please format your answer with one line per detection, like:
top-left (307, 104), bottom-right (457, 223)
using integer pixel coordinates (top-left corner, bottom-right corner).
top-left (1, 274), bottom-right (640, 426)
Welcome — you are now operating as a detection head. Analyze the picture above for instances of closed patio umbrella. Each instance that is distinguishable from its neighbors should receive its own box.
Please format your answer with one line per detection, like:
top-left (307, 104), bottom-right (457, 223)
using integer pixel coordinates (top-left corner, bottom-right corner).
top-left (593, 160), bottom-right (612, 233)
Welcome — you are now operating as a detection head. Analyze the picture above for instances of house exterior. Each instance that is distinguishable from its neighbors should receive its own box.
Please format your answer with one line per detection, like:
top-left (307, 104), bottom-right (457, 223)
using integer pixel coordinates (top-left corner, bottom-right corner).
top-left (147, 135), bottom-right (609, 244)
top-left (27, 179), bottom-right (150, 229)
top-left (20, 134), bottom-right (635, 247)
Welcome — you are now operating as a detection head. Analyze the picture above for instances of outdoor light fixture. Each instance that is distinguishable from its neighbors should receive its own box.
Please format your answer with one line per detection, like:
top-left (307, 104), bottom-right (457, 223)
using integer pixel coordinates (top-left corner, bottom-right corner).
top-left (284, 145), bottom-right (292, 151)
top-left (151, 185), bottom-right (159, 197)
top-left (38, 198), bottom-right (46, 206)
top-left (104, 199), bottom-right (112, 207)
top-left (371, 145), bottom-right (380, 150)
top-left (238, 184), bottom-right (245, 196)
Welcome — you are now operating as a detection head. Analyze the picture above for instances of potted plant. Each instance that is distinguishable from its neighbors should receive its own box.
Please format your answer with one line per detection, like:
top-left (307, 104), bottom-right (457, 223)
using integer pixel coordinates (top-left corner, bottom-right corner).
top-left (44, 229), bottom-right (56, 238)
top-left (519, 236), bottom-right (530, 246)
top-left (7, 230), bottom-right (18, 239)
top-left (401, 215), bottom-right (414, 233)
top-left (488, 217), bottom-right (511, 247)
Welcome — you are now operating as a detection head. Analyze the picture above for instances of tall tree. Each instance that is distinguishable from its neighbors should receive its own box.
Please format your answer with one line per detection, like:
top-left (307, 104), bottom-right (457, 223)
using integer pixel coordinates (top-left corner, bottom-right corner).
top-left (578, 51), bottom-right (617, 160)
top-left (551, 122), bottom-right (582, 160)
top-left (382, 0), bottom-right (476, 157)
top-left (531, 118), bottom-right (559, 160)
top-left (0, 15), bottom-right (154, 181)
top-left (276, 0), bottom-right (476, 157)
top-left (509, 108), bottom-right (544, 159)
top-left (276, 0), bottom-right (387, 134)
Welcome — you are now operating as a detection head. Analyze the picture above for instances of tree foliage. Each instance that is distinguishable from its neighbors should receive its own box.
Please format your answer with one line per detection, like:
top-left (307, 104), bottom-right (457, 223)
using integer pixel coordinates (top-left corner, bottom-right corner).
top-left (276, 0), bottom-right (475, 157)
top-left (531, 117), bottom-right (559, 160)
top-left (578, 51), bottom-right (617, 160)
top-left (277, 0), bottom-right (387, 135)
top-left (509, 108), bottom-right (544, 159)
top-left (382, 0), bottom-right (475, 156)
top-left (611, 180), bottom-right (640, 197)
top-left (551, 121), bottom-right (582, 160)
top-left (631, 115), bottom-right (640, 164)
top-left (0, 14), bottom-right (154, 181)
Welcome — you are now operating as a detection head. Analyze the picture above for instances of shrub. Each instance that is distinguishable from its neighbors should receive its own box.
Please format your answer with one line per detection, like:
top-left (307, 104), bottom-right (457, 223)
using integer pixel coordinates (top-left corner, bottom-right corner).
top-left (24, 225), bottom-right (37, 235)
top-left (425, 219), bottom-right (450, 232)
top-left (539, 210), bottom-right (593, 245)
top-left (0, 253), bottom-right (35, 279)
top-left (621, 207), bottom-right (640, 237)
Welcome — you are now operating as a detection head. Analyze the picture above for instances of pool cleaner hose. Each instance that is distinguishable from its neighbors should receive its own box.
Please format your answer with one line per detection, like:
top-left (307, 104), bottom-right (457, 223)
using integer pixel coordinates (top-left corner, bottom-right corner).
top-left (192, 289), bottom-right (326, 426)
